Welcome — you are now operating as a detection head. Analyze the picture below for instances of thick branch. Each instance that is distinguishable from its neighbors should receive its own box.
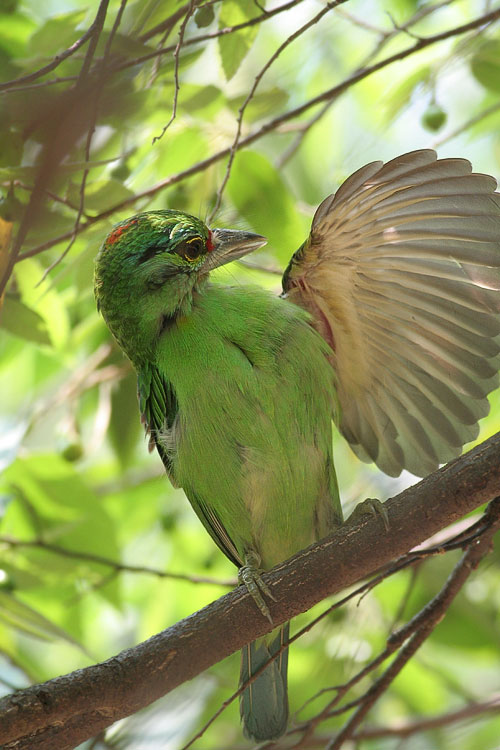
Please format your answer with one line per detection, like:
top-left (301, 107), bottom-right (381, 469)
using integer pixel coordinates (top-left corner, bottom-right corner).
top-left (1, 431), bottom-right (500, 749)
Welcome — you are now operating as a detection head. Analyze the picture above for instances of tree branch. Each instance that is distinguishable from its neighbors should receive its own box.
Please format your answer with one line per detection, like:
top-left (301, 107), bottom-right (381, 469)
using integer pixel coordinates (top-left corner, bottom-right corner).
top-left (1, 431), bottom-right (500, 750)
top-left (353, 694), bottom-right (500, 741)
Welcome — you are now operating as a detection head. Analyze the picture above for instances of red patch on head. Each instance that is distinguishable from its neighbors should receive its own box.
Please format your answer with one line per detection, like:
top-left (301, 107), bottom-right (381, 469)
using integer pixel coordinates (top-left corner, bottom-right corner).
top-left (206, 230), bottom-right (214, 252)
top-left (106, 219), bottom-right (137, 246)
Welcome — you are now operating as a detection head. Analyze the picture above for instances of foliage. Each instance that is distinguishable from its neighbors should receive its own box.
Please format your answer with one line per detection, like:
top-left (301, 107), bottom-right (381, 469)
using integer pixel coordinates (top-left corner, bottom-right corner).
top-left (0, 1), bottom-right (500, 748)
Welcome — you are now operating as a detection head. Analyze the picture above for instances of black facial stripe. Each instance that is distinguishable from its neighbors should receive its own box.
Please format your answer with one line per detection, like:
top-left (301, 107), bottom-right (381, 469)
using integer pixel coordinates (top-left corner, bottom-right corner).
top-left (138, 246), bottom-right (160, 264)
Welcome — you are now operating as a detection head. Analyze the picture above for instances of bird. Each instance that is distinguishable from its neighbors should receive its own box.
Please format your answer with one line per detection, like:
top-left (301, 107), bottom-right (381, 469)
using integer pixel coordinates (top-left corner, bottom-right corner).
top-left (94, 149), bottom-right (500, 742)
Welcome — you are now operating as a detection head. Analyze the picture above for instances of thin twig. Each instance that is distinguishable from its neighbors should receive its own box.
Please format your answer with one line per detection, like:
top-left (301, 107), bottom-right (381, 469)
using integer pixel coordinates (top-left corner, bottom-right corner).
top-left (209, 0), bottom-right (346, 222)
top-left (38, 0), bottom-right (129, 283)
top-left (25, 344), bottom-right (124, 432)
top-left (389, 563), bottom-right (421, 628)
top-left (146, 3), bottom-right (185, 88)
top-left (0, 536), bottom-right (236, 586)
top-left (10, 182), bottom-right (87, 215)
top-left (0, 76), bottom-right (81, 93)
top-left (276, 100), bottom-right (333, 169)
top-left (353, 694), bottom-right (500, 740)
top-left (238, 258), bottom-right (283, 275)
top-left (432, 99), bottom-right (500, 148)
top-left (152, 0), bottom-right (195, 144)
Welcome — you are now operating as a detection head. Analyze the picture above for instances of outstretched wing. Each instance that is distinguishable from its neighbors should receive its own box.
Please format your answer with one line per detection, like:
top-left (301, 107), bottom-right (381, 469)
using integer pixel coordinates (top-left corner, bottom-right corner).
top-left (282, 149), bottom-right (500, 477)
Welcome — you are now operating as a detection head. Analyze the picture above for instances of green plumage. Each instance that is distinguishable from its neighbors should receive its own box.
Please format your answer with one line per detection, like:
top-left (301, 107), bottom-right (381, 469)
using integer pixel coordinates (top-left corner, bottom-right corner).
top-left (95, 151), bottom-right (500, 741)
top-left (152, 284), bottom-right (341, 570)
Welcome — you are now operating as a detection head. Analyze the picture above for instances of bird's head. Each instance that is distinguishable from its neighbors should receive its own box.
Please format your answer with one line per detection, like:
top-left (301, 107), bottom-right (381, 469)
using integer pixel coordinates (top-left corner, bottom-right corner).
top-left (94, 210), bottom-right (266, 361)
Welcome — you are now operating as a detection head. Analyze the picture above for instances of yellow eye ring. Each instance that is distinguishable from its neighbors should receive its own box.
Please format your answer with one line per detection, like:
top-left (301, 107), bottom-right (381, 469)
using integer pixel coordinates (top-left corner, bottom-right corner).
top-left (177, 237), bottom-right (204, 262)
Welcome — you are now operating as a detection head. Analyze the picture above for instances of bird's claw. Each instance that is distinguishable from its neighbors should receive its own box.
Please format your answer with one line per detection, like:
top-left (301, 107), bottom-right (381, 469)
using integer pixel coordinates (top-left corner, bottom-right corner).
top-left (238, 551), bottom-right (275, 624)
top-left (348, 497), bottom-right (390, 532)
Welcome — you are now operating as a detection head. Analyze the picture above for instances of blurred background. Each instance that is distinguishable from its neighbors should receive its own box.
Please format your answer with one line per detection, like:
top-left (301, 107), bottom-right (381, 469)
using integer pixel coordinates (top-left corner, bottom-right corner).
top-left (1, 0), bottom-right (500, 747)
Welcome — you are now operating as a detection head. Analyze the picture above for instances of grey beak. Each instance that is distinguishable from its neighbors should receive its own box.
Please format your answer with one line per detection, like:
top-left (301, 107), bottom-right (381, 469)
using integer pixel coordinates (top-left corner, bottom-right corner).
top-left (207, 228), bottom-right (267, 269)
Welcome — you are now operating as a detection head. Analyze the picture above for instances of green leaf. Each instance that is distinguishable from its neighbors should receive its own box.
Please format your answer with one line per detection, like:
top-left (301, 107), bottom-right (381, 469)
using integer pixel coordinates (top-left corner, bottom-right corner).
top-left (27, 10), bottom-right (86, 57)
top-left (69, 178), bottom-right (134, 213)
top-left (0, 561), bottom-right (45, 590)
top-left (108, 369), bottom-right (141, 468)
top-left (383, 64), bottom-right (431, 122)
top-left (0, 0), bottom-right (19, 13)
top-left (181, 84), bottom-right (223, 115)
top-left (0, 10), bottom-right (36, 57)
top-left (122, 0), bottom-right (179, 36)
top-left (3, 455), bottom-right (121, 608)
top-left (1, 295), bottom-right (51, 345)
top-left (110, 159), bottom-right (132, 182)
top-left (155, 125), bottom-right (208, 176)
top-left (228, 87), bottom-right (289, 121)
top-left (0, 128), bottom-right (23, 167)
top-left (15, 258), bottom-right (69, 348)
top-left (218, 0), bottom-right (259, 80)
top-left (471, 40), bottom-right (500, 93)
top-left (97, 31), bottom-right (157, 60)
top-left (0, 589), bottom-right (84, 648)
top-left (227, 151), bottom-right (307, 264)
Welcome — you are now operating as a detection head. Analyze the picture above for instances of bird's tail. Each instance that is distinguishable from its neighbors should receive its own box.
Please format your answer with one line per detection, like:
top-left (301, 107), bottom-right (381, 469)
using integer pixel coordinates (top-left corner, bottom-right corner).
top-left (239, 623), bottom-right (289, 742)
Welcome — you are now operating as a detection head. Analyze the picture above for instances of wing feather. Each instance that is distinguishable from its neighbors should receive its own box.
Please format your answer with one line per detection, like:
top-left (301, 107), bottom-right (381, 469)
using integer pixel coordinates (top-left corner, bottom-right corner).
top-left (283, 149), bottom-right (500, 476)
top-left (138, 366), bottom-right (242, 565)
top-left (138, 365), bottom-right (179, 479)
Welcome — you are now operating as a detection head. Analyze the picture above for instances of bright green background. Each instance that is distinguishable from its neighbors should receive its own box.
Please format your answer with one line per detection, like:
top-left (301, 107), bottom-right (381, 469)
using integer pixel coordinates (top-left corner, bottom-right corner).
top-left (1, 1), bottom-right (500, 748)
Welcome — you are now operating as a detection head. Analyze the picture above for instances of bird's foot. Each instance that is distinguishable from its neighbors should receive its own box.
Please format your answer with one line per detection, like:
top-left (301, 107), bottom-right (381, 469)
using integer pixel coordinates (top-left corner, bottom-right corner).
top-left (347, 497), bottom-right (390, 532)
top-left (238, 550), bottom-right (276, 624)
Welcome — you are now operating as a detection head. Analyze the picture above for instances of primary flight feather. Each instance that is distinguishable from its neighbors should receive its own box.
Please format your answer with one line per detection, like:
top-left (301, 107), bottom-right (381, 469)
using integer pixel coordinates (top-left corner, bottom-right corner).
top-left (94, 149), bottom-right (500, 741)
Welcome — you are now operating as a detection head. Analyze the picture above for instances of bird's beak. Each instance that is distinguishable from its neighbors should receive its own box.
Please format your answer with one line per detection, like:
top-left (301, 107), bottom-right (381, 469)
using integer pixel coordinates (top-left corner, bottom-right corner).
top-left (207, 228), bottom-right (267, 269)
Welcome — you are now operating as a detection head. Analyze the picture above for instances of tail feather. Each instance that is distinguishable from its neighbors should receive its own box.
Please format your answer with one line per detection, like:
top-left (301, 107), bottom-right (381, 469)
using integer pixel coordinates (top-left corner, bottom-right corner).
top-left (239, 623), bottom-right (289, 742)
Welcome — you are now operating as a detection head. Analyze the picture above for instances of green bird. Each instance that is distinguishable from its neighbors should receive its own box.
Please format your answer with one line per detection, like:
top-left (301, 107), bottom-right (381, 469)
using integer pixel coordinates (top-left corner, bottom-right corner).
top-left (94, 150), bottom-right (500, 742)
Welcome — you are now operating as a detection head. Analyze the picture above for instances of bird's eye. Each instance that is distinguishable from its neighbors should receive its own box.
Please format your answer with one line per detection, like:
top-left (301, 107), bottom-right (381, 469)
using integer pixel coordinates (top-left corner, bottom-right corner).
top-left (176, 237), bottom-right (204, 262)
